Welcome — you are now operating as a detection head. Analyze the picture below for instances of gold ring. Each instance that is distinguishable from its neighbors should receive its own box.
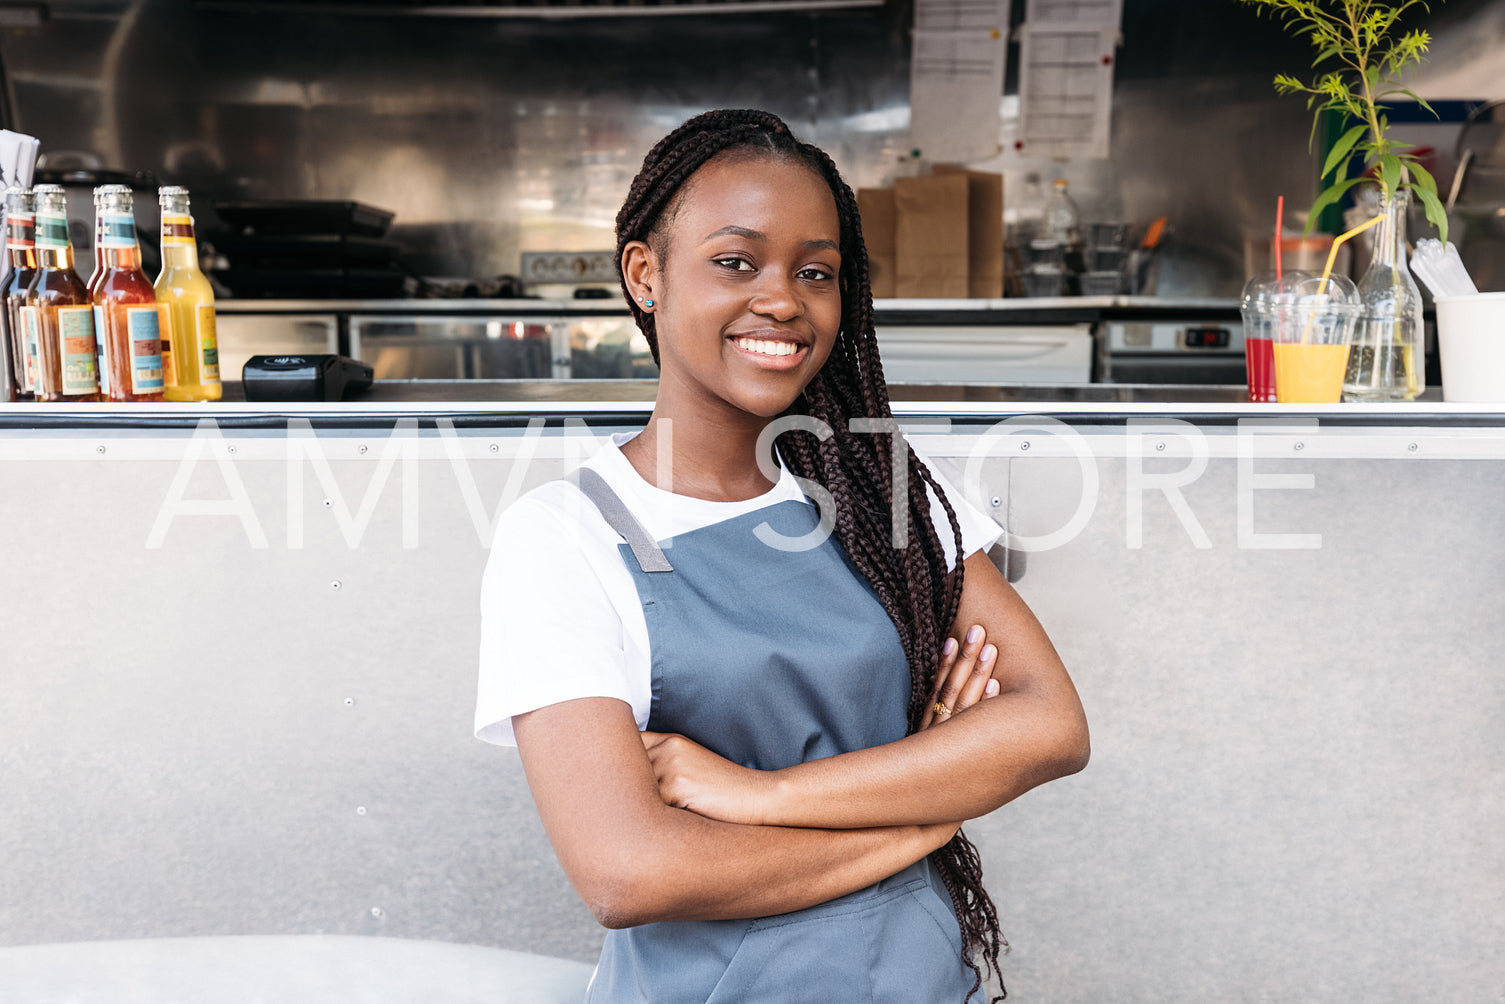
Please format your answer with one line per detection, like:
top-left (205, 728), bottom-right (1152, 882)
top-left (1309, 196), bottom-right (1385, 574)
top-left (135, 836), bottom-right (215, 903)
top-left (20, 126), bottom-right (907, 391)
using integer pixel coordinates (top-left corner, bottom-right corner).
top-left (933, 701), bottom-right (952, 717)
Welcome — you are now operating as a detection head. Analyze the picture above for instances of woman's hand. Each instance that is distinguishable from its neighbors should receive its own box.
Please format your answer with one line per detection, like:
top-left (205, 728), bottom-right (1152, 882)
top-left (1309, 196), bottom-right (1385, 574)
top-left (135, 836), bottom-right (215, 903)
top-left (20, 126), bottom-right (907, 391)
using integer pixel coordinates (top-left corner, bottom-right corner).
top-left (918, 625), bottom-right (1000, 729)
top-left (641, 731), bottom-right (773, 826)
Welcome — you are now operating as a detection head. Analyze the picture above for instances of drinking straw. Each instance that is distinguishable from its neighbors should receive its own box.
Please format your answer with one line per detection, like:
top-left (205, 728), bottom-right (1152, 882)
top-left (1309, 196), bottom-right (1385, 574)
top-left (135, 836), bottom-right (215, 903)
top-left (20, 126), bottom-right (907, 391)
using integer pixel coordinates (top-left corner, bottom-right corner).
top-left (1300, 213), bottom-right (1386, 344)
top-left (1320, 213), bottom-right (1385, 288)
top-left (1275, 196), bottom-right (1284, 280)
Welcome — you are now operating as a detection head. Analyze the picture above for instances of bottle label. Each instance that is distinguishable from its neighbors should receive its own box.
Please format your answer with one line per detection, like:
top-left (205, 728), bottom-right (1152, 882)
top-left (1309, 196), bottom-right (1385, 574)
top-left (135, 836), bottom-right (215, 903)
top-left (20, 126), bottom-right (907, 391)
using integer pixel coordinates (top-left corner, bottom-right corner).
top-left (94, 305), bottom-right (111, 396)
top-left (161, 315), bottom-right (176, 389)
top-left (126, 306), bottom-right (164, 393)
top-left (98, 213), bottom-right (137, 249)
top-left (7, 212), bottom-right (35, 248)
top-left (22, 305), bottom-right (41, 392)
top-left (36, 213), bottom-right (70, 250)
top-left (197, 304), bottom-right (220, 381)
top-left (58, 305), bottom-right (99, 395)
top-left (161, 214), bottom-right (197, 246)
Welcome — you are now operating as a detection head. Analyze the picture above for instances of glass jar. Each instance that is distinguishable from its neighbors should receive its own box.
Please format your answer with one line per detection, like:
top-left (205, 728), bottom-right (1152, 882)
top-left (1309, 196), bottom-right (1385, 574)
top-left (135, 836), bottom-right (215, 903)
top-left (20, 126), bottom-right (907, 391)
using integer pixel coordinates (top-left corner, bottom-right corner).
top-left (1344, 189), bottom-right (1424, 401)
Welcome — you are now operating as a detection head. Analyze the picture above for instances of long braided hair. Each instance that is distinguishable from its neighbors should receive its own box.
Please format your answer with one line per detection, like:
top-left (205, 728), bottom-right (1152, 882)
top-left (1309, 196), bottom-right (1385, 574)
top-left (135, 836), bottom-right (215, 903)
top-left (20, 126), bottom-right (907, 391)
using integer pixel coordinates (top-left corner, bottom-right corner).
top-left (615, 109), bottom-right (1006, 1001)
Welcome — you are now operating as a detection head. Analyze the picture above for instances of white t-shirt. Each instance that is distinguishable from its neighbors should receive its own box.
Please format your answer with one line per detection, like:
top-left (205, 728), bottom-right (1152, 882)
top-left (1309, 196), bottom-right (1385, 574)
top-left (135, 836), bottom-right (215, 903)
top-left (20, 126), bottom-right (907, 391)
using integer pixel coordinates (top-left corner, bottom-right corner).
top-left (475, 433), bottom-right (1002, 746)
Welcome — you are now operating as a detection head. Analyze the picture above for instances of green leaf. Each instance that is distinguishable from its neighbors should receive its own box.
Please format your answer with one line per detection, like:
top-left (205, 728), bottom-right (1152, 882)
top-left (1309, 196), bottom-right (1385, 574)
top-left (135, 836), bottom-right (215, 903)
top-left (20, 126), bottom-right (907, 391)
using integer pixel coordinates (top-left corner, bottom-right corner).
top-left (1378, 153), bottom-right (1403, 197)
top-left (1404, 156), bottom-right (1438, 197)
top-left (1323, 123), bottom-right (1370, 179)
top-left (1304, 177), bottom-right (1367, 237)
top-left (1397, 88), bottom-right (1437, 117)
top-left (1408, 180), bottom-right (1450, 244)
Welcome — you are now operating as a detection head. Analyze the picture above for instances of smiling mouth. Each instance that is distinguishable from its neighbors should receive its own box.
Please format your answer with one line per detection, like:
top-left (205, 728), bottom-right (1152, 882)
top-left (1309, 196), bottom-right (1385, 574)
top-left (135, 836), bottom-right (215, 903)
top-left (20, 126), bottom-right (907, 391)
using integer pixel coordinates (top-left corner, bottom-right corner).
top-left (730, 336), bottom-right (805, 358)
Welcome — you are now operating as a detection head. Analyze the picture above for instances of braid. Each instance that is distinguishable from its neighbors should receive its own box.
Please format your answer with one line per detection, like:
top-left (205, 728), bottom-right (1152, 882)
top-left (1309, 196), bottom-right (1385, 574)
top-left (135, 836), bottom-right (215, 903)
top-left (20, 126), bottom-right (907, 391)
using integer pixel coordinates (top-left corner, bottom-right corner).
top-left (617, 109), bottom-right (1006, 1001)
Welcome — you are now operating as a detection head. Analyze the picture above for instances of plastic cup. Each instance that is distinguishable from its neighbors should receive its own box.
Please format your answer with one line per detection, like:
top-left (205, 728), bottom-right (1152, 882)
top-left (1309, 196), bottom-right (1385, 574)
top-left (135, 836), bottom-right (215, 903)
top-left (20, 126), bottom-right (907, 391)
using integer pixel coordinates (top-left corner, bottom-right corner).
top-left (1239, 270), bottom-right (1284, 403)
top-left (1271, 273), bottom-right (1360, 403)
top-left (1436, 292), bottom-right (1505, 402)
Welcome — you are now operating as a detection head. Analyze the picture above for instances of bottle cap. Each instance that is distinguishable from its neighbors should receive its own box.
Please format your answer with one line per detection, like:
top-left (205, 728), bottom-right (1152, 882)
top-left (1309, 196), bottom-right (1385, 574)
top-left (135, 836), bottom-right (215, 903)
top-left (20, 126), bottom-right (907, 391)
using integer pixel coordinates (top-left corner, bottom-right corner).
top-left (159, 185), bottom-right (189, 197)
top-left (94, 184), bottom-right (132, 196)
top-left (33, 183), bottom-right (65, 196)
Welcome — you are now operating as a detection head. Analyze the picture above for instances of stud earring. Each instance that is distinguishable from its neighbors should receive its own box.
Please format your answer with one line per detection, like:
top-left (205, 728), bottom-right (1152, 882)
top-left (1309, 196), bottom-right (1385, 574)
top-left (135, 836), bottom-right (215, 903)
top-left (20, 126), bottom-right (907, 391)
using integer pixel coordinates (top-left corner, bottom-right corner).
top-left (644, 299), bottom-right (654, 308)
top-left (636, 296), bottom-right (644, 302)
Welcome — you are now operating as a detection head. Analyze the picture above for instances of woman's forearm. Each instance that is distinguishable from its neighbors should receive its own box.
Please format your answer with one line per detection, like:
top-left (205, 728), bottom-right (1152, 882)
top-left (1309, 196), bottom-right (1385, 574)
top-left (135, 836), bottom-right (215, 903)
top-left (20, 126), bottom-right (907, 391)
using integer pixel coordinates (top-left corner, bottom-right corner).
top-left (760, 690), bottom-right (1088, 829)
top-left (513, 696), bottom-right (956, 929)
top-left (587, 808), bottom-right (956, 927)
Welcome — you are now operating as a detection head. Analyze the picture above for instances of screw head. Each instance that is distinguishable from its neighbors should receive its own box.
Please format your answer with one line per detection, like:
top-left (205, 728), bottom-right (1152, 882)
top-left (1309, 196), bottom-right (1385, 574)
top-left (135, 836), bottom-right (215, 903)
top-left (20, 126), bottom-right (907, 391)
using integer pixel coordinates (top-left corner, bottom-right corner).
top-left (990, 496), bottom-right (1002, 508)
top-left (1155, 442), bottom-right (1166, 452)
top-left (370, 907), bottom-right (383, 918)
top-left (1020, 441), bottom-right (1031, 452)
top-left (322, 497), bottom-right (333, 508)
top-left (356, 806), bottom-right (367, 816)
top-left (344, 697), bottom-right (355, 707)
top-left (1294, 442), bottom-right (1304, 452)
top-left (331, 580), bottom-right (342, 590)
top-left (489, 443), bottom-right (500, 454)
top-left (358, 444), bottom-right (368, 455)
top-left (227, 445), bottom-right (237, 455)
top-left (1408, 442), bottom-right (1419, 452)
top-left (96, 445), bottom-right (106, 454)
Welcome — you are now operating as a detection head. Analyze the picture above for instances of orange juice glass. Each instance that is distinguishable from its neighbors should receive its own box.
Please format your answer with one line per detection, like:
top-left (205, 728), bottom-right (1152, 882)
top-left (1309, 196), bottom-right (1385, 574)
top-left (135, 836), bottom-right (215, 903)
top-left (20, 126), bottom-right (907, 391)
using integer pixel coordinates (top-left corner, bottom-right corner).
top-left (1272, 274), bottom-right (1359, 403)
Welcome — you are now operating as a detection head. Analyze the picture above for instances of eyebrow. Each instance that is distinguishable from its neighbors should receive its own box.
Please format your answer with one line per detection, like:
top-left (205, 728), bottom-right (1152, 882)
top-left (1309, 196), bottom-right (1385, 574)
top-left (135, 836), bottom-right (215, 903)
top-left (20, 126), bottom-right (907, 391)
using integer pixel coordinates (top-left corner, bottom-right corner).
top-left (701, 225), bottom-right (839, 253)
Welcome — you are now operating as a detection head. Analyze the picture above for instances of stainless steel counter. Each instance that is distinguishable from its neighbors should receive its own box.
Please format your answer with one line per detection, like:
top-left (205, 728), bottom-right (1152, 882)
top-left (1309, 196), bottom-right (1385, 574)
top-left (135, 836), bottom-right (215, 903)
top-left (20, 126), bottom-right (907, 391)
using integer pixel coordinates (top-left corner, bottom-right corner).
top-left (214, 295), bottom-right (1242, 318)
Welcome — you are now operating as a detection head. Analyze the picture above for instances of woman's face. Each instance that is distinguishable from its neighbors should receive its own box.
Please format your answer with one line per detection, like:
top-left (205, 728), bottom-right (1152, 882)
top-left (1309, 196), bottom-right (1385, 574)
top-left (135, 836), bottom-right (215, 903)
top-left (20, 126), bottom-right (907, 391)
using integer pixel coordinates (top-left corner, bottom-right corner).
top-left (634, 153), bottom-right (844, 423)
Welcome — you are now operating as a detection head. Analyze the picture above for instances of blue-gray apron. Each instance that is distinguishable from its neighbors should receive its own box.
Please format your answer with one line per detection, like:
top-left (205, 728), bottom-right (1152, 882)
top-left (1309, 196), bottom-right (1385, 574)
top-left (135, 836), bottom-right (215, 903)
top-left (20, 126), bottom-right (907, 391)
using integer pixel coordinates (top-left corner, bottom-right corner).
top-left (575, 468), bottom-right (977, 1003)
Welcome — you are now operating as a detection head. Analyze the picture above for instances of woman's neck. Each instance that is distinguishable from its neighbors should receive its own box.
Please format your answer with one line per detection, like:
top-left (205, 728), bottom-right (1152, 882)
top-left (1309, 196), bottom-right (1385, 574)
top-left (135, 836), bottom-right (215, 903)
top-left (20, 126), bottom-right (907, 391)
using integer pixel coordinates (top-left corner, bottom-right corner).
top-left (621, 410), bottom-right (781, 502)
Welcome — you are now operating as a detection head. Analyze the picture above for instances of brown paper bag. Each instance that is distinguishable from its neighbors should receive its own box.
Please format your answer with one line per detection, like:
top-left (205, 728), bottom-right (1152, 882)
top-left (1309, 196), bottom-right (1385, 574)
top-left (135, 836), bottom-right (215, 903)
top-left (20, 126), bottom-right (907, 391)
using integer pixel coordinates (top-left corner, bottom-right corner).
top-left (857, 188), bottom-right (897, 299)
top-left (935, 165), bottom-right (1004, 299)
top-left (894, 174), bottom-right (970, 299)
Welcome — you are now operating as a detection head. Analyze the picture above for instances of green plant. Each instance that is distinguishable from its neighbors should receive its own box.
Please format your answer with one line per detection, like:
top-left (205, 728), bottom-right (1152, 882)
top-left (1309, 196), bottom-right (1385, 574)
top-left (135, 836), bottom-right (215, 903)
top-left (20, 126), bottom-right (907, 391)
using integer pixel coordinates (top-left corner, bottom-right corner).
top-left (1238, 0), bottom-right (1449, 241)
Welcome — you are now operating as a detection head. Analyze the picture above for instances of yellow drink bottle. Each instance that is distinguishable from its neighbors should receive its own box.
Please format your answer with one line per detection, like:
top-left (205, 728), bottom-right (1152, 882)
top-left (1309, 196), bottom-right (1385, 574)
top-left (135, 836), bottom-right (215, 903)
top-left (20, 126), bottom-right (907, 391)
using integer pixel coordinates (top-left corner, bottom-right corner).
top-left (154, 186), bottom-right (221, 402)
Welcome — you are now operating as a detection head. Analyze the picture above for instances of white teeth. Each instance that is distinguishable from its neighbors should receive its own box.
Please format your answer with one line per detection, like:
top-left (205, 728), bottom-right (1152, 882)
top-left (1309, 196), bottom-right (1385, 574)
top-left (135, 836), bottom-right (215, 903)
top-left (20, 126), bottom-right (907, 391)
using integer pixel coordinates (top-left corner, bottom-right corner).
top-left (735, 338), bottom-right (800, 357)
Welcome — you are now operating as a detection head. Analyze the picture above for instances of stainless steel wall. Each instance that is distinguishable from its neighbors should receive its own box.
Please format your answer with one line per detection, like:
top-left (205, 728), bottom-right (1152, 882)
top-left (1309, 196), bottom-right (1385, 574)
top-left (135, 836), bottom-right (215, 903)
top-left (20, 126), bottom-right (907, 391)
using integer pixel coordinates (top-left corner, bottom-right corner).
top-left (0, 1), bottom-right (1500, 294)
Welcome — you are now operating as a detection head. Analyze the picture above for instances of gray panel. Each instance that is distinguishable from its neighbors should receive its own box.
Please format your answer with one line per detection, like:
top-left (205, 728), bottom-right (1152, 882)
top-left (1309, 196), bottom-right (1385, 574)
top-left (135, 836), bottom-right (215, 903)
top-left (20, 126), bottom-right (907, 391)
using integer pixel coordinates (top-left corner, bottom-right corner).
top-left (2, 419), bottom-right (1503, 1001)
top-left (0, 427), bottom-right (614, 963)
top-left (971, 450), bottom-right (1505, 1001)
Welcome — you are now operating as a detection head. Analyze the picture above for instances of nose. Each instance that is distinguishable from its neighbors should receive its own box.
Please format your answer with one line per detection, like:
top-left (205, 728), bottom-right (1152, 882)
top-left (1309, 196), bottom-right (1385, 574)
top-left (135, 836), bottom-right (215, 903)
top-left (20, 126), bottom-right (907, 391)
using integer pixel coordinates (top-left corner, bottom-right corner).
top-left (748, 271), bottom-right (802, 323)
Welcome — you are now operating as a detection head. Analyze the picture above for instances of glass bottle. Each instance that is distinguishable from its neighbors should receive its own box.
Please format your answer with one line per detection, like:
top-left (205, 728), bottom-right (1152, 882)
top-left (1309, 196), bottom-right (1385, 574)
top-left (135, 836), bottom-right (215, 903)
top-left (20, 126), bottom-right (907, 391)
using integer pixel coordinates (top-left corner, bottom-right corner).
top-left (1042, 178), bottom-right (1083, 293)
top-left (1344, 189), bottom-right (1424, 401)
top-left (1042, 178), bottom-right (1081, 246)
top-left (29, 185), bottom-right (99, 402)
top-left (92, 185), bottom-right (166, 402)
top-left (155, 187), bottom-right (221, 401)
top-left (4, 187), bottom-right (42, 400)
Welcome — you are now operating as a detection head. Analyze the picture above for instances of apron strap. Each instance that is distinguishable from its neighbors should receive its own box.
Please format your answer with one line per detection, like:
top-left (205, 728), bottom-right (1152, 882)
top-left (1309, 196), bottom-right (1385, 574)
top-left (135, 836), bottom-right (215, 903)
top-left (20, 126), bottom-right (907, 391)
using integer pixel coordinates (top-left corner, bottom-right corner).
top-left (572, 467), bottom-right (674, 573)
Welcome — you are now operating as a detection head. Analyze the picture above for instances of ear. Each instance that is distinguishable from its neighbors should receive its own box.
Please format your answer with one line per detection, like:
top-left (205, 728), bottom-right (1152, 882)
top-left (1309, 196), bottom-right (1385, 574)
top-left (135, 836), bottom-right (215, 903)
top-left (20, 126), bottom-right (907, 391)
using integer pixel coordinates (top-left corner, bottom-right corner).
top-left (621, 240), bottom-right (658, 306)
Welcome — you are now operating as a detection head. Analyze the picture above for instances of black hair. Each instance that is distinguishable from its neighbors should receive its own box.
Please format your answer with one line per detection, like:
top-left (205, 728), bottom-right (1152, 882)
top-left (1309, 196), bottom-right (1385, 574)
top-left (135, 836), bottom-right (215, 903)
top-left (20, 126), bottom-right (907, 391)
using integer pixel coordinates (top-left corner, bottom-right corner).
top-left (615, 108), bottom-right (1006, 1001)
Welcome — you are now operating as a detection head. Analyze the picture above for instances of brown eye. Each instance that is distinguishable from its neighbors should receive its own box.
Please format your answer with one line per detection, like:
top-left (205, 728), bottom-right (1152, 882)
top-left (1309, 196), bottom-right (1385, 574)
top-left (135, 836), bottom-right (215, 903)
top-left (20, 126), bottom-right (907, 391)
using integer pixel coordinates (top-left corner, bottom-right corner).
top-left (714, 257), bottom-right (755, 272)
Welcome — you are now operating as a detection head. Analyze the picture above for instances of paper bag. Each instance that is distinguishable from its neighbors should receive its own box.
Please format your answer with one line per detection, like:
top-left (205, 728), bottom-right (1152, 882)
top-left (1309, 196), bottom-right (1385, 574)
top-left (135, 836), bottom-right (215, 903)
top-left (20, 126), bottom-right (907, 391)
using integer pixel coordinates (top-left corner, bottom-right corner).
top-left (857, 188), bottom-right (897, 299)
top-left (935, 165), bottom-right (1004, 299)
top-left (894, 174), bottom-right (970, 299)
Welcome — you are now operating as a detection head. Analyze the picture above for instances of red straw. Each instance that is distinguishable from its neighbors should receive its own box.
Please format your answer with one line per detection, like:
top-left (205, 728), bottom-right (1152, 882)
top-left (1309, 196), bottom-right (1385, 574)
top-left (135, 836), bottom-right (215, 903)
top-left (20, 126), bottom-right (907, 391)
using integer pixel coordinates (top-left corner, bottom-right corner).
top-left (1274, 196), bottom-right (1285, 280)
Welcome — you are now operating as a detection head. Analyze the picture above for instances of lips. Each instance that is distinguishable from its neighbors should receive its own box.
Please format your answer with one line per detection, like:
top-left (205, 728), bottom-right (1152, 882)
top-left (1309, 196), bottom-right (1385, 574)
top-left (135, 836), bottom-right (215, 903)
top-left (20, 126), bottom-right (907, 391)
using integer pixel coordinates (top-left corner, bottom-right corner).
top-left (730, 336), bottom-right (802, 357)
top-left (726, 331), bottom-right (811, 370)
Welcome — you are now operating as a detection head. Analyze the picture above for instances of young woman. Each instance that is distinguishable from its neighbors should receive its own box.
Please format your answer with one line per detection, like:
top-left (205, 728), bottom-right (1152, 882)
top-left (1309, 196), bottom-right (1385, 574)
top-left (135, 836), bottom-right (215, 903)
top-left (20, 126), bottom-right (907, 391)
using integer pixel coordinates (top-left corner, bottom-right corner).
top-left (476, 109), bottom-right (1089, 1002)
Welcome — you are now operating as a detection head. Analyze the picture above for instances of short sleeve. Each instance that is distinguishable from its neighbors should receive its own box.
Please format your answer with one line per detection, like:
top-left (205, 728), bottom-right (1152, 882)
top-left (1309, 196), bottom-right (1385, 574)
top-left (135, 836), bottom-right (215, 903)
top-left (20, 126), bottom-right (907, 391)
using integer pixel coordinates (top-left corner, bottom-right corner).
top-left (475, 496), bottom-right (635, 746)
top-left (916, 447), bottom-right (1003, 569)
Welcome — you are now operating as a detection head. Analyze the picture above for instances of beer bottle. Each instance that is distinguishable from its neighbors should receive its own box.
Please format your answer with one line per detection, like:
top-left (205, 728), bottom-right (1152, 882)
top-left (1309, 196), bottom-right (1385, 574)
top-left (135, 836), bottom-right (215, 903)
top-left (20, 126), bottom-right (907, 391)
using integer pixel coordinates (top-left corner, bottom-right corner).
top-left (29, 184), bottom-right (99, 402)
top-left (4, 187), bottom-right (41, 400)
top-left (92, 185), bottom-right (166, 402)
top-left (155, 186), bottom-right (221, 401)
